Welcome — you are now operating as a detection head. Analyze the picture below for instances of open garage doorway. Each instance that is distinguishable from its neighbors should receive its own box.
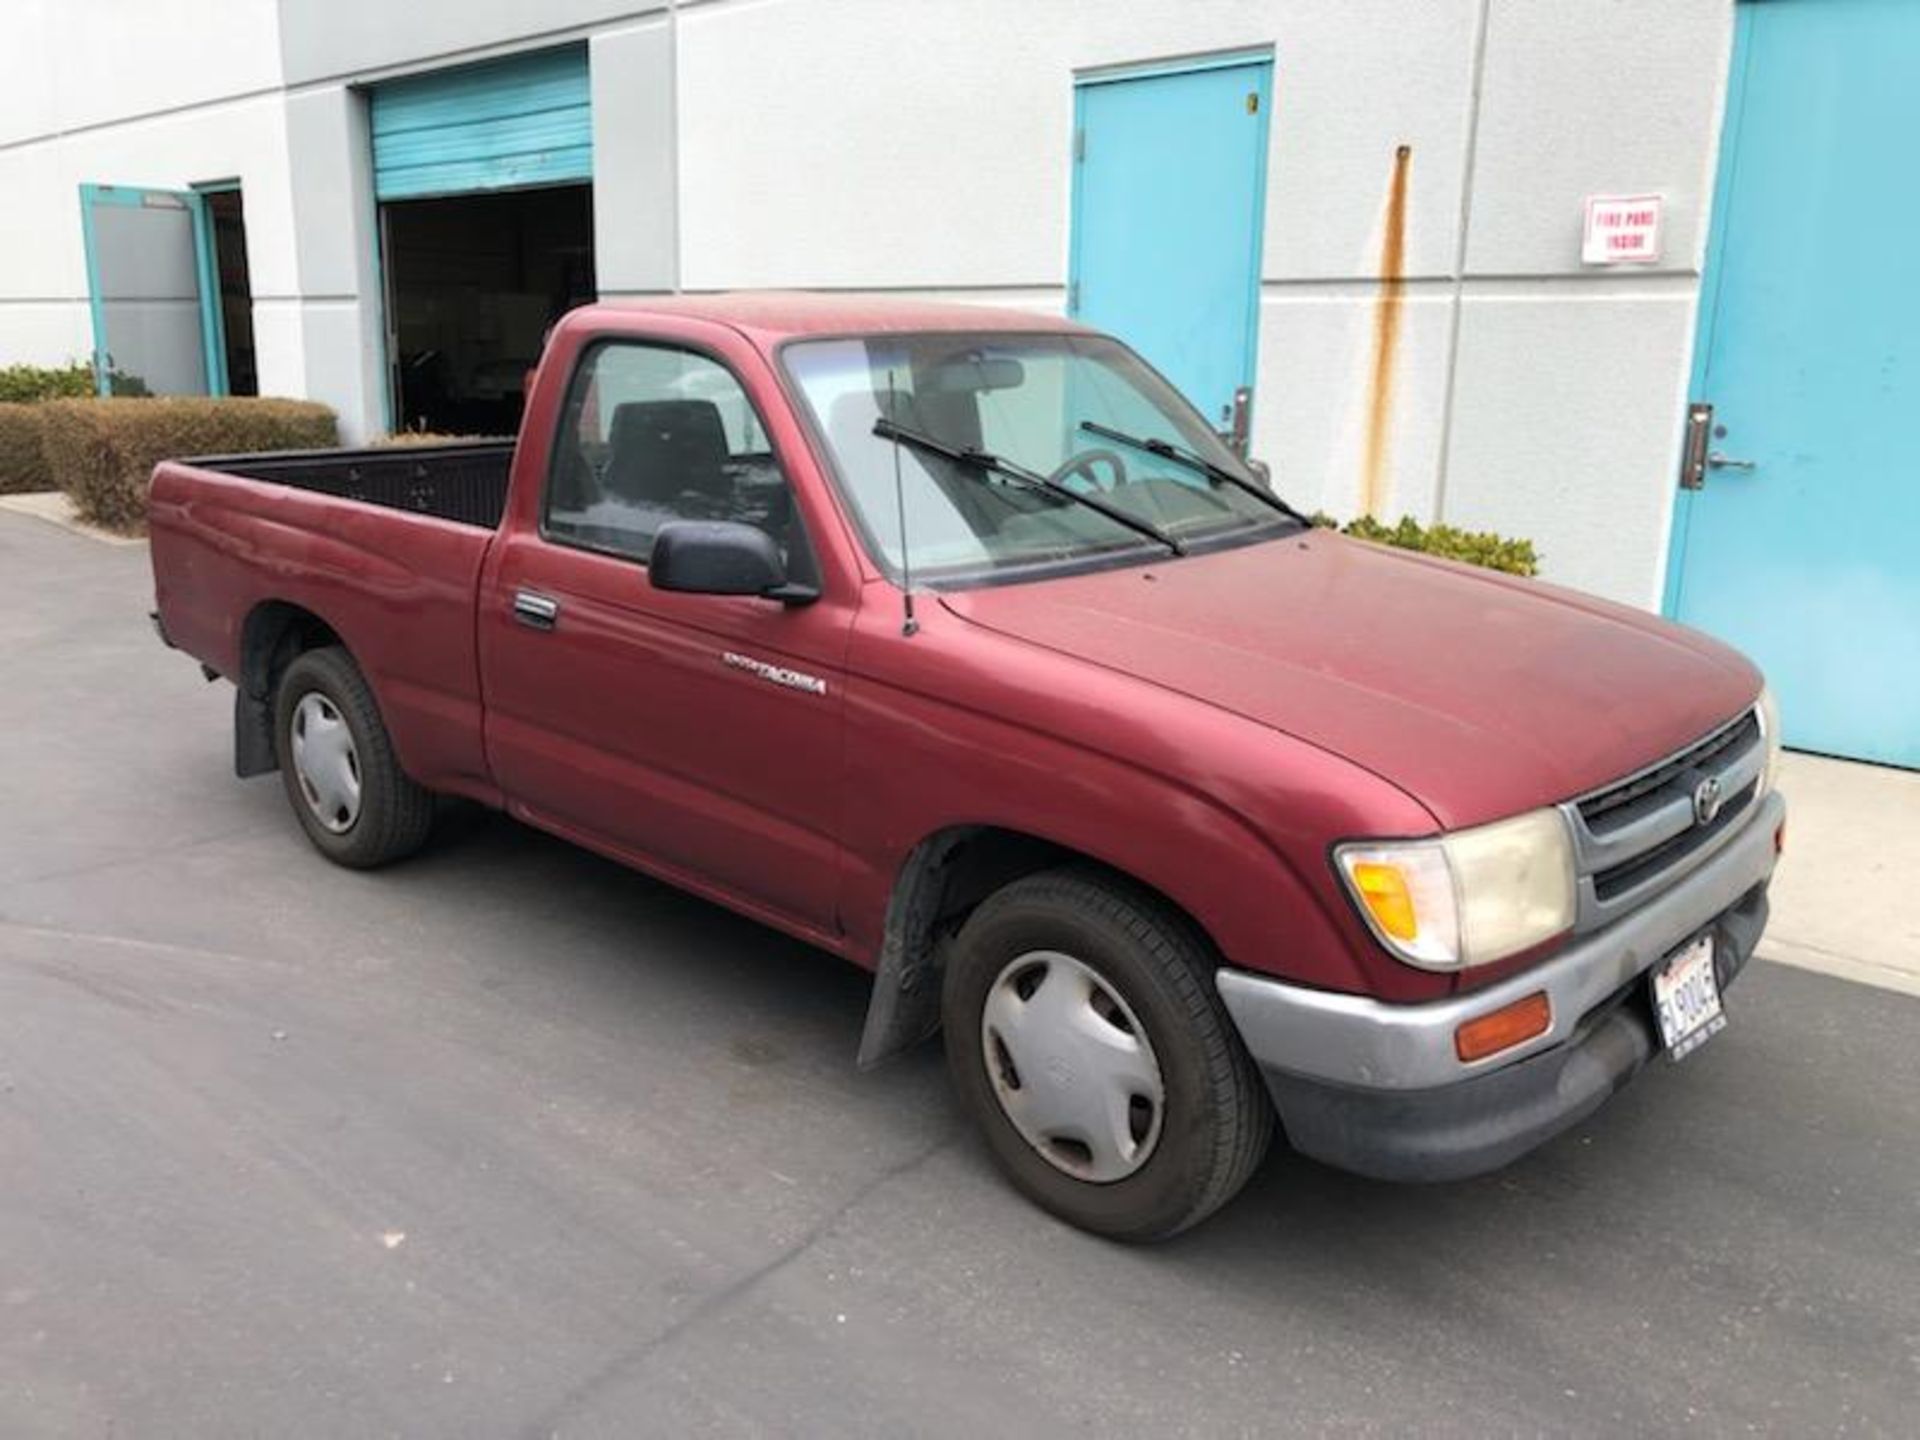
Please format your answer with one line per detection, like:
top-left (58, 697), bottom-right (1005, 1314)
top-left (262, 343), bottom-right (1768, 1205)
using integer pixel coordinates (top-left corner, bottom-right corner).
top-left (380, 184), bottom-right (595, 435)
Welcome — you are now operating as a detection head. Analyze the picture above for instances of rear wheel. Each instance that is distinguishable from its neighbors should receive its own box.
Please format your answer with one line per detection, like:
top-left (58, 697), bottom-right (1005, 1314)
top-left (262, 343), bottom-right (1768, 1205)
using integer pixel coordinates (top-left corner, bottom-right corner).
top-left (943, 868), bottom-right (1272, 1241)
top-left (273, 646), bottom-right (434, 868)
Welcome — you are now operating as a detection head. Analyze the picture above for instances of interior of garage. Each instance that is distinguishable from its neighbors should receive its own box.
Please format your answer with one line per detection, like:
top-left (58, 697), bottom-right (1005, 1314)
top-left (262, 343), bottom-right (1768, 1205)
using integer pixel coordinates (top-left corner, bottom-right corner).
top-left (203, 187), bottom-right (258, 396)
top-left (382, 183), bottom-right (596, 435)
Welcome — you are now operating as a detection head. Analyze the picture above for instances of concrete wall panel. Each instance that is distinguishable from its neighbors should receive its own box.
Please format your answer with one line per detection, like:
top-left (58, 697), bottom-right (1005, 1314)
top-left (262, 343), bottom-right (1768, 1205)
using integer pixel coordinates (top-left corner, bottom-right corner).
top-left (0, 304), bottom-right (94, 369)
top-left (295, 301), bottom-right (387, 445)
top-left (1442, 285), bottom-right (1698, 606)
top-left (677, 0), bottom-right (1479, 290)
top-left (590, 20), bottom-right (679, 294)
top-left (283, 87), bottom-right (387, 438)
top-left (0, 0), bottom-right (283, 147)
top-left (276, 0), bottom-right (666, 85)
top-left (1467, 0), bottom-right (1732, 277)
top-left (1254, 286), bottom-right (1454, 523)
top-left (0, 0), bottom-right (60, 150)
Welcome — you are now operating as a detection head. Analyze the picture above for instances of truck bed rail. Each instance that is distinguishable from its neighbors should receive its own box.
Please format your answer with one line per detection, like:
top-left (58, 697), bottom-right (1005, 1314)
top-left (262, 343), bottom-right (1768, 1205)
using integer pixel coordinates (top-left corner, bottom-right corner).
top-left (186, 440), bottom-right (516, 529)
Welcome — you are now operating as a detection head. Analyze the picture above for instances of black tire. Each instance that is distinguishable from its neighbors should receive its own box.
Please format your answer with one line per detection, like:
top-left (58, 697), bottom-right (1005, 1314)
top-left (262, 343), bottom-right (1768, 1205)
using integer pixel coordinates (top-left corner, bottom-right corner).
top-left (943, 867), bottom-right (1272, 1241)
top-left (272, 646), bottom-right (434, 869)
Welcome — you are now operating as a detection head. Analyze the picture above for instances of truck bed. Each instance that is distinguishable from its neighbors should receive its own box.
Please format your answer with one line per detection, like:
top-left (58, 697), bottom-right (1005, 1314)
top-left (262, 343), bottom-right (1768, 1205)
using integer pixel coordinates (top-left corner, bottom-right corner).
top-left (149, 441), bottom-right (508, 804)
top-left (190, 439), bottom-right (516, 529)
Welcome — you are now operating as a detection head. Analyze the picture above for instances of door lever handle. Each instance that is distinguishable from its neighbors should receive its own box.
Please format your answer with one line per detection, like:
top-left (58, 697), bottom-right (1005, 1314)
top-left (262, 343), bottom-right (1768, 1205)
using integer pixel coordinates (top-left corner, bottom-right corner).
top-left (512, 590), bottom-right (560, 630)
top-left (1707, 452), bottom-right (1757, 471)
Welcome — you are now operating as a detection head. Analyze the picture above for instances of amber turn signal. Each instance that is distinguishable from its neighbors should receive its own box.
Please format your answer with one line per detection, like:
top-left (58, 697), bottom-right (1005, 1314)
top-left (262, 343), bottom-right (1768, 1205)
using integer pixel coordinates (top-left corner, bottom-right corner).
top-left (1454, 990), bottom-right (1552, 1064)
top-left (1349, 861), bottom-right (1420, 942)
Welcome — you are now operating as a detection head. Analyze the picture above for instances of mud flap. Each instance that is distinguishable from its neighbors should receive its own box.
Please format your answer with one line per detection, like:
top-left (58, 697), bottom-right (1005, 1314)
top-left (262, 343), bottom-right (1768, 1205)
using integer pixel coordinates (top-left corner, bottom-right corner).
top-left (856, 837), bottom-right (964, 1069)
top-left (234, 684), bottom-right (277, 777)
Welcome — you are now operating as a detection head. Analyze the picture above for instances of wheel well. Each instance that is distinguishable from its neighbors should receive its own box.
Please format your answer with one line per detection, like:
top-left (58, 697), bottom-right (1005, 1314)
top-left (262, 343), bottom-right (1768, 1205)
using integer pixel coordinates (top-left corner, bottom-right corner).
top-left (854, 825), bottom-right (1213, 1068)
top-left (233, 601), bottom-right (343, 776)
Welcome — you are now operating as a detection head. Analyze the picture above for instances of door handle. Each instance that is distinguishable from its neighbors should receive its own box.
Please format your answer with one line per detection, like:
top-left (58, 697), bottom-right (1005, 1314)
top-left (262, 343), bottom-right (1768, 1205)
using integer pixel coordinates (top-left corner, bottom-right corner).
top-left (1707, 452), bottom-right (1757, 471)
top-left (1679, 403), bottom-right (1713, 490)
top-left (512, 590), bottom-right (560, 630)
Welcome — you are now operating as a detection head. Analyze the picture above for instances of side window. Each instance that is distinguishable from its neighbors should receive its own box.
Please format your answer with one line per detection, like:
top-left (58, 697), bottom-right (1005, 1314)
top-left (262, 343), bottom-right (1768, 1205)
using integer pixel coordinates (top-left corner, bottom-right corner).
top-left (544, 341), bottom-right (800, 568)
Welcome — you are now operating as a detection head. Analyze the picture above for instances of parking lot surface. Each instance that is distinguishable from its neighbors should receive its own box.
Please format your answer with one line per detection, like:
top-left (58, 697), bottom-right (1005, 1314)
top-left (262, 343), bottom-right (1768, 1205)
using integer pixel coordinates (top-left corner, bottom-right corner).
top-left (2, 512), bottom-right (1914, 1437)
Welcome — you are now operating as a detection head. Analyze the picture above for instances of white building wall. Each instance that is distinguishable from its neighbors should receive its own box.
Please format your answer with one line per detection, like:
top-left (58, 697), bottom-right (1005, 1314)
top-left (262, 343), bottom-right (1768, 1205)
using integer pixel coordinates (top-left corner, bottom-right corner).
top-left (1448, 0), bottom-right (1734, 605)
top-left (665, 0), bottom-right (1732, 606)
top-left (0, 1), bottom-right (303, 397)
top-left (0, 0), bottom-right (1735, 607)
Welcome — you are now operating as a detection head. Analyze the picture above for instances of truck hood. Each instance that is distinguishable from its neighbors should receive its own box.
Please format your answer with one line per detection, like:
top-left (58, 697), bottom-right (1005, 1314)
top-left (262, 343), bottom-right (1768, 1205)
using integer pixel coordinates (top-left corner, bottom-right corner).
top-left (938, 533), bottom-right (1760, 829)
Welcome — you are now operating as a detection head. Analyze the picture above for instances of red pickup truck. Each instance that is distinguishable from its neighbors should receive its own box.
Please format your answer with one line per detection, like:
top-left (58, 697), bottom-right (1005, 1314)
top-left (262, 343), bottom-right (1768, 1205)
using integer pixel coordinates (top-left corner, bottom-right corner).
top-left (150, 294), bottom-right (1785, 1239)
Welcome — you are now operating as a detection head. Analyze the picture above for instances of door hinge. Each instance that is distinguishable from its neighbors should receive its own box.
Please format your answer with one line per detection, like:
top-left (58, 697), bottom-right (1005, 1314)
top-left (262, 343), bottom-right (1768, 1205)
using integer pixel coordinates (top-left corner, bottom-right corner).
top-left (1073, 128), bottom-right (1085, 162)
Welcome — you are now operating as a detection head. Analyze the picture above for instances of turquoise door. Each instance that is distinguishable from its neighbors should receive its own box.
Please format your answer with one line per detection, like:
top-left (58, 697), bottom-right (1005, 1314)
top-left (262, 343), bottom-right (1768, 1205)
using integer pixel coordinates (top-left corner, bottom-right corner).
top-left (78, 184), bottom-right (225, 396)
top-left (1069, 55), bottom-right (1272, 439)
top-left (1667, 0), bottom-right (1920, 769)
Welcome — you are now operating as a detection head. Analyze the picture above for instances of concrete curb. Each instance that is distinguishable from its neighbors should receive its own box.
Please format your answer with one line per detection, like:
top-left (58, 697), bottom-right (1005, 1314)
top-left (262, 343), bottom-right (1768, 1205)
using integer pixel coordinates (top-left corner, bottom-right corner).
top-left (0, 491), bottom-right (146, 547)
top-left (1756, 939), bottom-right (1920, 1001)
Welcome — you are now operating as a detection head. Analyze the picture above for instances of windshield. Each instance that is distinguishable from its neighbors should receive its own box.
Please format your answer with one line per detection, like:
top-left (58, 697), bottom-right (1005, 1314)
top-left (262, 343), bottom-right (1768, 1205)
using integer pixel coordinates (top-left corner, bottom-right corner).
top-left (783, 332), bottom-right (1295, 582)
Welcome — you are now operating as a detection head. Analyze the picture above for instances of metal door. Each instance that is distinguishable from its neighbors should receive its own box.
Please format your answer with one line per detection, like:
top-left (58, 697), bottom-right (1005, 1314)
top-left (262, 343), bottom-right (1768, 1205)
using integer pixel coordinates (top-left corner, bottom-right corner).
top-left (78, 184), bottom-right (222, 396)
top-left (368, 46), bottom-right (592, 201)
top-left (1068, 54), bottom-right (1272, 442)
top-left (1667, 0), bottom-right (1920, 768)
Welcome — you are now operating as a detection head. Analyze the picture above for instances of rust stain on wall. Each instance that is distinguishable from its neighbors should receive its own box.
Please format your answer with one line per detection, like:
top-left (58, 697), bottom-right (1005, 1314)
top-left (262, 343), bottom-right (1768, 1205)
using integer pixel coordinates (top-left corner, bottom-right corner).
top-left (1361, 144), bottom-right (1411, 519)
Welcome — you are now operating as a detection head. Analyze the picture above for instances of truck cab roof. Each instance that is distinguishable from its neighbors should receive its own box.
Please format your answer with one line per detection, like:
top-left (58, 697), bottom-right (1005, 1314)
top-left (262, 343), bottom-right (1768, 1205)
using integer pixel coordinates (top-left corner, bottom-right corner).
top-left (577, 292), bottom-right (1093, 345)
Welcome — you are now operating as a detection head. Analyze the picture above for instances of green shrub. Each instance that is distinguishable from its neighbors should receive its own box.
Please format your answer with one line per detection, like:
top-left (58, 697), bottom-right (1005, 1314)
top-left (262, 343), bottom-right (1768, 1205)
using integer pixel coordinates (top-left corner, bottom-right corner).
top-left (1314, 512), bottom-right (1539, 577)
top-left (37, 397), bottom-right (338, 533)
top-left (0, 404), bottom-right (50, 494)
top-left (0, 361), bottom-right (96, 405)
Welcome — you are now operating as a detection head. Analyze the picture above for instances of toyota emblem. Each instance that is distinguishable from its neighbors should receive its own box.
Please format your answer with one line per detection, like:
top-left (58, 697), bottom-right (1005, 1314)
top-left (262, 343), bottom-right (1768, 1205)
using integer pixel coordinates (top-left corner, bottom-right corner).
top-left (1692, 775), bottom-right (1724, 827)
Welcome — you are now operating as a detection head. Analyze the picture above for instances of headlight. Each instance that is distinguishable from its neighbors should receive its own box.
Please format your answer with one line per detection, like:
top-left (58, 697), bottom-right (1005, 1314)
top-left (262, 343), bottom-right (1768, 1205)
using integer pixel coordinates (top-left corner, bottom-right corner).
top-left (1756, 683), bottom-right (1782, 795)
top-left (1336, 808), bottom-right (1576, 971)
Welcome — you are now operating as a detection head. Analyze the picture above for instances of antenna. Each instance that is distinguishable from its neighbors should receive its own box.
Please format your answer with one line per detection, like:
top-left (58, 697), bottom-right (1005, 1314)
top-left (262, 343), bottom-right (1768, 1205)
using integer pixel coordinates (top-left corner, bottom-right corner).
top-left (887, 368), bottom-right (919, 637)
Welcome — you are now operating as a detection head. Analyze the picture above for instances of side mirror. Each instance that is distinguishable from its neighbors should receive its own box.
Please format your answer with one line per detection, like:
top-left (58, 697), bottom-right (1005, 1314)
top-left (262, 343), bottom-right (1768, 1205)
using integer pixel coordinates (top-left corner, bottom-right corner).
top-left (1244, 457), bottom-right (1274, 490)
top-left (649, 520), bottom-right (817, 604)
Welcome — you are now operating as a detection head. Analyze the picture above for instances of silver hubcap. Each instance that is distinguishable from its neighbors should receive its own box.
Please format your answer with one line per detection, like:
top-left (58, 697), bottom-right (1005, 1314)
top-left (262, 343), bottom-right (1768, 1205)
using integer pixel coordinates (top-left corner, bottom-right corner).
top-left (980, 951), bottom-right (1165, 1183)
top-left (290, 692), bottom-right (361, 834)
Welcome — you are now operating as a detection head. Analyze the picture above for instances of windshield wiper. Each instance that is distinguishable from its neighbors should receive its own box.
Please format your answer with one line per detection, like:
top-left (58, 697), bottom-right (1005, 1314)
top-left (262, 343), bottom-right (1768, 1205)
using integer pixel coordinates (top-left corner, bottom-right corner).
top-left (873, 418), bottom-right (1185, 557)
top-left (1077, 420), bottom-right (1312, 527)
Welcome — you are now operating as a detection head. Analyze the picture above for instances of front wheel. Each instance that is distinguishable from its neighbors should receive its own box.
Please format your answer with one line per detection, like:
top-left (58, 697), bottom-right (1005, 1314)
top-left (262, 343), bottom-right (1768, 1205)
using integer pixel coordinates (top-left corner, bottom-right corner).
top-left (942, 868), bottom-right (1272, 1241)
top-left (273, 646), bottom-right (435, 869)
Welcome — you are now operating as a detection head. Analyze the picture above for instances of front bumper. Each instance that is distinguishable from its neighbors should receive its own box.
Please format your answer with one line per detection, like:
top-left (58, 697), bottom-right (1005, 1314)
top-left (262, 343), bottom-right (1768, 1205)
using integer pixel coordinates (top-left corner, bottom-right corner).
top-left (1217, 788), bottom-right (1784, 1182)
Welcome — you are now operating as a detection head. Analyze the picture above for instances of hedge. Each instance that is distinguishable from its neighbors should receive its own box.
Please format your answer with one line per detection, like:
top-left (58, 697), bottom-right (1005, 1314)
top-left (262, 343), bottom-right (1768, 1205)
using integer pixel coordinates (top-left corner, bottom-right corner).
top-left (1314, 512), bottom-right (1539, 577)
top-left (0, 404), bottom-right (49, 494)
top-left (36, 397), bottom-right (338, 533)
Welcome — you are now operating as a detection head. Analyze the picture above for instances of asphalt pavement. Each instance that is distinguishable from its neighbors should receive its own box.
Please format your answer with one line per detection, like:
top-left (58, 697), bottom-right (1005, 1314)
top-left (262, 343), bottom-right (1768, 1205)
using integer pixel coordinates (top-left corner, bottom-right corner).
top-left (1, 509), bottom-right (1915, 1438)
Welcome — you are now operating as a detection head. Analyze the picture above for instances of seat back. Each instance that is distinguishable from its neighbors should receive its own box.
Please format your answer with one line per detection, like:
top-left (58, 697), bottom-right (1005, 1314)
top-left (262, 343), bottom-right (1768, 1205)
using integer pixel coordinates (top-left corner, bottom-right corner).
top-left (605, 399), bottom-right (731, 506)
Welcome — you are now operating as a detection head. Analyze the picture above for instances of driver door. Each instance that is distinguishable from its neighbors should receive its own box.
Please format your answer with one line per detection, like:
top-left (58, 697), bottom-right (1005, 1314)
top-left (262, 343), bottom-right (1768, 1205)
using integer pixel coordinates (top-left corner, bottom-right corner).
top-left (479, 336), bottom-right (854, 939)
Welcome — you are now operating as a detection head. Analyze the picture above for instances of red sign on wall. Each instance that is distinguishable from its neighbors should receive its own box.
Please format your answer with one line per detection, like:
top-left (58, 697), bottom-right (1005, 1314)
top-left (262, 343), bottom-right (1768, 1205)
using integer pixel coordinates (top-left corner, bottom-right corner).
top-left (1582, 194), bottom-right (1664, 264)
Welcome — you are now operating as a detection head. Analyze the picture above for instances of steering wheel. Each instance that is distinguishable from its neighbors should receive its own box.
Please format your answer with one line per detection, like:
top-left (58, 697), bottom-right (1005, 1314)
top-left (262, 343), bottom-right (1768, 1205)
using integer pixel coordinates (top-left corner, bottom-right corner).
top-left (1047, 447), bottom-right (1129, 493)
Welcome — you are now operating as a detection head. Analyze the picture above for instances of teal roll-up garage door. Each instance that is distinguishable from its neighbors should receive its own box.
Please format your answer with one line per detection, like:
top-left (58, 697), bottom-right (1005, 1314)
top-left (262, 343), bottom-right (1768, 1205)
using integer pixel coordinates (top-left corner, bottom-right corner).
top-left (370, 47), bottom-right (592, 201)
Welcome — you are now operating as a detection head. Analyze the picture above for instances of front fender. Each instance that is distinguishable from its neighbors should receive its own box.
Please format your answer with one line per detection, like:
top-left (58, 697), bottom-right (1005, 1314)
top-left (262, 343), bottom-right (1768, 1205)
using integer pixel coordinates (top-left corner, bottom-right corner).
top-left (835, 604), bottom-right (1443, 1007)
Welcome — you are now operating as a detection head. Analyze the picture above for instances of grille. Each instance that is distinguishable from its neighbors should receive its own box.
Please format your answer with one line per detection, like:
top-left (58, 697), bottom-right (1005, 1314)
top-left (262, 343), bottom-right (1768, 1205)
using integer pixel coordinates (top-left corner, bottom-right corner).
top-left (1578, 711), bottom-right (1760, 828)
top-left (1568, 708), bottom-right (1766, 925)
top-left (1592, 779), bottom-right (1758, 902)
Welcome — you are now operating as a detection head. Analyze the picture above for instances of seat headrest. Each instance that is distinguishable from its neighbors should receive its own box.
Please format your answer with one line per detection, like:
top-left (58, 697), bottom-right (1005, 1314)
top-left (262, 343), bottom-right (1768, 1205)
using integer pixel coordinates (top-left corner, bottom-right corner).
top-left (607, 399), bottom-right (730, 502)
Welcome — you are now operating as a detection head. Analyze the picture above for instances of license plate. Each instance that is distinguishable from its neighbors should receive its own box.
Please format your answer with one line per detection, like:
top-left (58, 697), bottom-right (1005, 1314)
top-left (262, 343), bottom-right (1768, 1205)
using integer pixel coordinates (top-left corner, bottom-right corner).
top-left (1651, 934), bottom-right (1725, 1060)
